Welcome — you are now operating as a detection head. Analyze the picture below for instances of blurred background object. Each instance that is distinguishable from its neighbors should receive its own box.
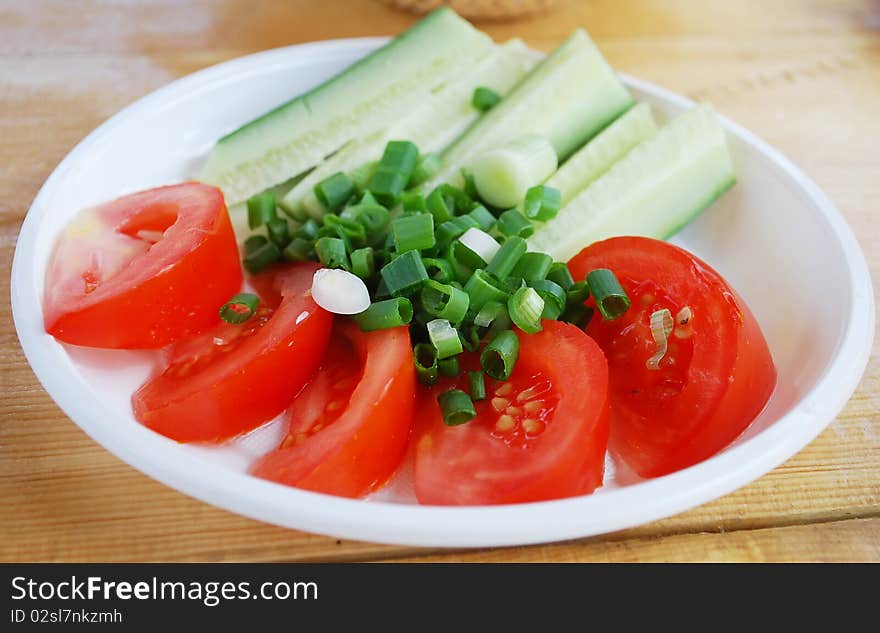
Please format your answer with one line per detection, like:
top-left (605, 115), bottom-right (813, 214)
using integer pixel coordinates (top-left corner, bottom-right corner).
top-left (379, 0), bottom-right (567, 20)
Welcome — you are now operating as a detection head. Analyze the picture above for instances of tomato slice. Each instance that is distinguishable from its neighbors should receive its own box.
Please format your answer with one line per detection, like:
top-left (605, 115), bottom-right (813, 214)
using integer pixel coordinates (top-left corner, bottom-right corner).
top-left (132, 263), bottom-right (332, 442)
top-left (44, 182), bottom-right (242, 349)
top-left (568, 236), bottom-right (776, 478)
top-left (251, 321), bottom-right (416, 498)
top-left (413, 321), bottom-right (610, 505)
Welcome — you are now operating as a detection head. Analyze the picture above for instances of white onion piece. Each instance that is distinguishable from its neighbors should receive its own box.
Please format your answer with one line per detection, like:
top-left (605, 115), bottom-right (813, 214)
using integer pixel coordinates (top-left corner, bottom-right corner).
top-left (459, 227), bottom-right (500, 264)
top-left (311, 268), bottom-right (371, 315)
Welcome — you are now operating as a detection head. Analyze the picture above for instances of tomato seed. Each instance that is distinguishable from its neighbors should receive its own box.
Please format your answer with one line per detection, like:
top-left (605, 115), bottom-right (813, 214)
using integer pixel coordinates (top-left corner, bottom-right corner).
top-left (495, 383), bottom-right (514, 397)
top-left (522, 419), bottom-right (544, 435)
top-left (523, 400), bottom-right (543, 413)
top-left (491, 397), bottom-right (510, 412)
top-left (495, 415), bottom-right (516, 432)
top-left (505, 406), bottom-right (522, 417)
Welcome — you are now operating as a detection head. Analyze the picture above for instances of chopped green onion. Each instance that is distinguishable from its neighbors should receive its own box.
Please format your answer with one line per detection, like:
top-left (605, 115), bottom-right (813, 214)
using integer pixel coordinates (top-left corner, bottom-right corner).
top-left (295, 218), bottom-right (321, 240)
top-left (436, 184), bottom-right (473, 214)
top-left (481, 329), bottom-right (519, 381)
top-left (401, 190), bottom-right (427, 213)
top-left (458, 228), bottom-right (500, 267)
top-left (646, 308), bottom-right (674, 370)
top-left (508, 286), bottom-right (544, 334)
top-left (414, 342), bottom-right (439, 386)
top-left (438, 389), bottom-right (476, 426)
top-left (587, 268), bottom-right (631, 320)
top-left (467, 205), bottom-right (495, 232)
top-left (523, 185), bottom-right (562, 221)
top-left (474, 300), bottom-right (506, 328)
top-left (219, 293), bottom-right (260, 324)
top-left (468, 371), bottom-right (486, 401)
top-left (314, 236), bottom-right (349, 270)
top-left (427, 318), bottom-right (463, 359)
top-left (244, 234), bottom-right (269, 255)
top-left (438, 356), bottom-right (460, 377)
top-left (350, 161), bottom-right (377, 193)
top-left (353, 298), bottom-right (413, 331)
top-left (243, 240), bottom-right (281, 274)
top-left (409, 153), bottom-right (441, 188)
top-left (425, 187), bottom-right (454, 223)
top-left (246, 192), bottom-right (277, 229)
top-left (282, 237), bottom-right (314, 262)
top-left (435, 215), bottom-right (480, 250)
top-left (324, 214), bottom-right (366, 248)
top-left (464, 269), bottom-right (509, 314)
top-left (546, 262), bottom-right (574, 290)
top-left (461, 169), bottom-right (479, 199)
top-left (314, 172), bottom-right (355, 211)
top-left (510, 251), bottom-right (553, 282)
top-left (495, 209), bottom-right (534, 238)
top-left (560, 303), bottom-right (594, 328)
top-left (350, 247), bottom-right (375, 279)
top-left (391, 213), bottom-right (435, 252)
top-left (347, 203), bottom-right (390, 242)
top-left (485, 235), bottom-right (527, 279)
top-left (459, 324), bottom-right (482, 352)
top-left (566, 280), bottom-right (590, 305)
top-left (368, 140), bottom-right (419, 206)
top-left (528, 279), bottom-right (567, 320)
top-left (421, 280), bottom-right (469, 324)
top-left (380, 249), bottom-right (429, 297)
top-left (266, 217), bottom-right (290, 247)
top-left (423, 257), bottom-right (455, 283)
top-left (471, 86), bottom-right (502, 112)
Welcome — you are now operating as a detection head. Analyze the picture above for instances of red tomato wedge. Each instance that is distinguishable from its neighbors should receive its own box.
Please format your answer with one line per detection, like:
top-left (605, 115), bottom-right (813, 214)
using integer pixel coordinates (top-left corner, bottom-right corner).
top-left (414, 321), bottom-right (610, 505)
top-left (44, 182), bottom-right (242, 349)
top-left (568, 236), bottom-right (776, 478)
top-left (132, 263), bottom-right (332, 442)
top-left (251, 321), bottom-right (416, 498)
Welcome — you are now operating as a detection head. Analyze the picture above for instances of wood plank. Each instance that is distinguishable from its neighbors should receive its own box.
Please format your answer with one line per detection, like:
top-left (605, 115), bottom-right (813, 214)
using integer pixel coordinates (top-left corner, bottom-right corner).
top-left (1, 0), bottom-right (878, 562)
top-left (389, 517), bottom-right (880, 562)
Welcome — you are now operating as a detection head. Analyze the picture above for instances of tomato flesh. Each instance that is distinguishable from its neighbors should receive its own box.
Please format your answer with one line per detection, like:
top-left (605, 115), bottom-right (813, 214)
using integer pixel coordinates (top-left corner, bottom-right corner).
top-left (132, 263), bottom-right (332, 442)
top-left (44, 182), bottom-right (242, 348)
top-left (414, 321), bottom-right (610, 505)
top-left (251, 322), bottom-right (416, 498)
top-left (568, 236), bottom-right (776, 478)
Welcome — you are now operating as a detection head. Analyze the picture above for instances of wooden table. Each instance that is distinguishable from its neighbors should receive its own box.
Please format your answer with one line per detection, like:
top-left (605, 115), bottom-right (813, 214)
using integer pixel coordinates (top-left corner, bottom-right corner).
top-left (2, 0), bottom-right (878, 562)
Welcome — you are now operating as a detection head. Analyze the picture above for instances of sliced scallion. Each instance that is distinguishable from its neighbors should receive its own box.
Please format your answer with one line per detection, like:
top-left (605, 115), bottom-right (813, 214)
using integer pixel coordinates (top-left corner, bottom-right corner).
top-left (464, 269), bottom-right (509, 314)
top-left (353, 297), bottom-right (413, 331)
top-left (468, 371), bottom-right (486, 401)
top-left (282, 237), bottom-right (314, 262)
top-left (438, 389), bottom-right (476, 426)
top-left (546, 262), bottom-right (574, 290)
top-left (510, 251), bottom-right (553, 282)
top-left (438, 356), bottom-right (460, 378)
top-left (481, 329), bottom-right (519, 381)
top-left (528, 279), bottom-right (567, 320)
top-left (414, 342), bottom-right (439, 386)
top-left (314, 172), bottom-right (355, 211)
top-left (496, 209), bottom-right (534, 239)
top-left (421, 280), bottom-right (469, 324)
top-left (427, 318), bottom-right (463, 359)
top-left (485, 235), bottom-right (527, 279)
top-left (409, 152), bottom-right (441, 188)
top-left (423, 257), bottom-right (455, 283)
top-left (391, 213), bottom-right (435, 252)
top-left (380, 249), bottom-right (428, 297)
top-left (246, 192), bottom-right (277, 229)
top-left (350, 247), bottom-right (375, 279)
top-left (471, 86), bottom-right (502, 112)
top-left (243, 240), bottom-right (281, 274)
top-left (587, 268), bottom-right (631, 320)
top-left (368, 140), bottom-right (419, 205)
top-left (219, 293), bottom-right (259, 324)
top-left (523, 185), bottom-right (561, 222)
top-left (508, 286), bottom-right (544, 334)
top-left (458, 228), bottom-right (500, 267)
top-left (314, 236), bottom-right (349, 270)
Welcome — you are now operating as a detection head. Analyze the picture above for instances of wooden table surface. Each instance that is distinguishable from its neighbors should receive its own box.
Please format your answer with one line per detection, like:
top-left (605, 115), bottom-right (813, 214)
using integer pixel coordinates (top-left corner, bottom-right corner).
top-left (2, 0), bottom-right (878, 562)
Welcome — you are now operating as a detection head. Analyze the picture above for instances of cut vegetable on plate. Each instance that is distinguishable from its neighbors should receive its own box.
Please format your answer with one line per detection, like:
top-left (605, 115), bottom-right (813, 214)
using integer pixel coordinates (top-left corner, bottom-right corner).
top-left (568, 236), bottom-right (777, 478)
top-left (38, 7), bottom-right (783, 511)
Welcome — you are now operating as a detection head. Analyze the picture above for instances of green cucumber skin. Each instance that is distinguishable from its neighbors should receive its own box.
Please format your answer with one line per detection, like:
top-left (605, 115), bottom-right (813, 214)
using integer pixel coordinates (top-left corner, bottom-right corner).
top-left (659, 175), bottom-right (736, 240)
top-left (218, 7), bottom-right (462, 144)
top-left (201, 7), bottom-right (493, 204)
top-left (527, 104), bottom-right (736, 261)
top-left (427, 28), bottom-right (634, 190)
top-left (279, 39), bottom-right (536, 219)
top-left (544, 102), bottom-right (657, 208)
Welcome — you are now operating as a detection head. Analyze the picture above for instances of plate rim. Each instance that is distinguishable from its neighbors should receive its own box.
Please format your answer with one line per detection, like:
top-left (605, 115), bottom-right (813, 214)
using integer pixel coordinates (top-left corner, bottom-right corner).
top-left (11, 38), bottom-right (876, 548)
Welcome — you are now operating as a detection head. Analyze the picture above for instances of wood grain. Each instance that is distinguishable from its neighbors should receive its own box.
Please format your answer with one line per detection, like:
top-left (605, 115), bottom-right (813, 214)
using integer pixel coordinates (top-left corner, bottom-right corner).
top-left (1, 0), bottom-right (878, 562)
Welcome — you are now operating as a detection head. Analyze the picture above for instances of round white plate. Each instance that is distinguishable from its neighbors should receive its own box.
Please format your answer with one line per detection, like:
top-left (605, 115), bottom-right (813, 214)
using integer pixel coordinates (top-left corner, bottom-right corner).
top-left (11, 38), bottom-right (875, 547)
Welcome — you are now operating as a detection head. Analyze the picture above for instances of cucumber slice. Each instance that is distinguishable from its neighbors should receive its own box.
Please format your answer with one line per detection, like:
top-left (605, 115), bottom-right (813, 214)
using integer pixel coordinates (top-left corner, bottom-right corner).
top-left (427, 28), bottom-right (634, 190)
top-left (281, 39), bottom-right (536, 219)
top-left (544, 102), bottom-right (657, 208)
top-left (201, 8), bottom-right (493, 205)
top-left (528, 104), bottom-right (736, 261)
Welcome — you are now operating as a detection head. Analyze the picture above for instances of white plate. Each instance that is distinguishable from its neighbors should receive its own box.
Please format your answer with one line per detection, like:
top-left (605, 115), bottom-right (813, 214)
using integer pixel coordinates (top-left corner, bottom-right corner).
top-left (11, 39), bottom-right (875, 547)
